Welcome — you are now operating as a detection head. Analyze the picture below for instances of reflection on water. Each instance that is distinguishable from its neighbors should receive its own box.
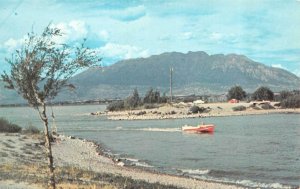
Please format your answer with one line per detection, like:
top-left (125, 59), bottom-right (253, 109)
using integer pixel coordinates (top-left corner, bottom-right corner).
top-left (1, 105), bottom-right (299, 188)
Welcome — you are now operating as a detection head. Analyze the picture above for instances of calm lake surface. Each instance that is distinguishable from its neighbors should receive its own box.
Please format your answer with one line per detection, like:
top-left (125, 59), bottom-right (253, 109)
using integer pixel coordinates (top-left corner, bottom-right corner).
top-left (1, 105), bottom-right (299, 188)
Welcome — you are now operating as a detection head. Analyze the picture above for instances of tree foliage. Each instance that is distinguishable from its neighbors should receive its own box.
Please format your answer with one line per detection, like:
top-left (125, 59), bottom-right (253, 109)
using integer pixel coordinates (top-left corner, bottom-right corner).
top-left (227, 86), bottom-right (246, 100)
top-left (143, 88), bottom-right (161, 104)
top-left (124, 88), bottom-right (140, 109)
top-left (281, 95), bottom-right (300, 108)
top-left (106, 101), bottom-right (125, 111)
top-left (252, 86), bottom-right (274, 101)
top-left (1, 25), bottom-right (99, 107)
top-left (1, 24), bottom-right (100, 189)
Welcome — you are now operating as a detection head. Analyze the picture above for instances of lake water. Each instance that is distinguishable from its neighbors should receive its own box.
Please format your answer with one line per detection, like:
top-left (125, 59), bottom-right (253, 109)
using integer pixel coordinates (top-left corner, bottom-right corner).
top-left (1, 105), bottom-right (299, 188)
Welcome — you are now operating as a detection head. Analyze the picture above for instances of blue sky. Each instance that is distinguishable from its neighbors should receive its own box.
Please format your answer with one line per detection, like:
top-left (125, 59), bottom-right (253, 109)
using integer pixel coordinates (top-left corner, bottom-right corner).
top-left (0, 0), bottom-right (299, 76)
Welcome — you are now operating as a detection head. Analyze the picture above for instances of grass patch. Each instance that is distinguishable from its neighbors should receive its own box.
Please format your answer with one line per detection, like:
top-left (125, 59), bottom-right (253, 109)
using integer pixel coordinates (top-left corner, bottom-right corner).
top-left (0, 163), bottom-right (184, 189)
top-left (22, 124), bottom-right (41, 135)
top-left (0, 118), bottom-right (22, 133)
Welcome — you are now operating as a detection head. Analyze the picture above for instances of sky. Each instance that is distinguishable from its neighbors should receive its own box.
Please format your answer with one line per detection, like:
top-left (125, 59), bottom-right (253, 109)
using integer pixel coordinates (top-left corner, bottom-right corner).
top-left (0, 0), bottom-right (299, 76)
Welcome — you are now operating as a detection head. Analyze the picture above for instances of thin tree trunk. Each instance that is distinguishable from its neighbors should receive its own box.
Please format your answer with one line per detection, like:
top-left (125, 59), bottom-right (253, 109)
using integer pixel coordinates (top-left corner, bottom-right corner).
top-left (40, 104), bottom-right (56, 189)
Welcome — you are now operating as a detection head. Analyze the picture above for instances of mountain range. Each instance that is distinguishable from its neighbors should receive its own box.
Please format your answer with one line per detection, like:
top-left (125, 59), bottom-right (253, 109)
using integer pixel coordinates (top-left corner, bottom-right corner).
top-left (1, 51), bottom-right (299, 104)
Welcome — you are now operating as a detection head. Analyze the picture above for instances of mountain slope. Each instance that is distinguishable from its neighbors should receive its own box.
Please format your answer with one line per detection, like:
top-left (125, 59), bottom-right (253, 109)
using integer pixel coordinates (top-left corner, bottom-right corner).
top-left (1, 51), bottom-right (299, 104)
top-left (70, 51), bottom-right (299, 99)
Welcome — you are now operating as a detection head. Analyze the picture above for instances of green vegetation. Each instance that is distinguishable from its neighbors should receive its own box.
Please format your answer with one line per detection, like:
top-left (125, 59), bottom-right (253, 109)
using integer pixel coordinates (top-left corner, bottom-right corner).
top-left (281, 95), bottom-right (300, 108)
top-left (0, 163), bottom-right (183, 189)
top-left (1, 24), bottom-right (100, 189)
top-left (0, 118), bottom-right (21, 133)
top-left (106, 101), bottom-right (125, 111)
top-left (22, 124), bottom-right (40, 135)
top-left (189, 105), bottom-right (207, 114)
top-left (144, 103), bottom-right (159, 109)
top-left (232, 105), bottom-right (246, 111)
top-left (124, 88), bottom-right (140, 109)
top-left (107, 88), bottom-right (168, 111)
top-left (252, 86), bottom-right (274, 101)
top-left (260, 103), bottom-right (275, 110)
top-left (227, 85), bottom-right (246, 100)
top-left (143, 88), bottom-right (167, 103)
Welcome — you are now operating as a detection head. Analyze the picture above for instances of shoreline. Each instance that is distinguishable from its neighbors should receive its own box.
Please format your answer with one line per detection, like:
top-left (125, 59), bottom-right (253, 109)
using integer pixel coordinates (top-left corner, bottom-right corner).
top-left (52, 134), bottom-right (247, 189)
top-left (0, 133), bottom-right (297, 189)
top-left (52, 134), bottom-right (295, 189)
top-left (103, 102), bottom-right (300, 120)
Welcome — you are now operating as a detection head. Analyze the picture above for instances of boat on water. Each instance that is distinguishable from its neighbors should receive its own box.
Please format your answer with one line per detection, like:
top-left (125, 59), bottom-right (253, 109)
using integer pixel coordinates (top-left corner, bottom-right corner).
top-left (182, 124), bottom-right (215, 133)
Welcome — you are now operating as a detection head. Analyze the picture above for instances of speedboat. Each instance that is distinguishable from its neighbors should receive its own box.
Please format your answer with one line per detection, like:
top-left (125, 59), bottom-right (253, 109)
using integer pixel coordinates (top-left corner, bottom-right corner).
top-left (182, 124), bottom-right (215, 133)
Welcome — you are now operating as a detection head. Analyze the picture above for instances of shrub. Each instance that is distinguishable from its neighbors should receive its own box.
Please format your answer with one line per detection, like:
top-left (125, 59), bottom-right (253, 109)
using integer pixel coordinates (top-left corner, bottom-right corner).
top-left (274, 102), bottom-right (281, 107)
top-left (106, 101), bottom-right (125, 111)
top-left (189, 105), bottom-right (200, 113)
top-left (232, 105), bottom-right (246, 111)
top-left (189, 106), bottom-right (207, 114)
top-left (169, 110), bottom-right (176, 115)
top-left (0, 118), bottom-right (22, 133)
top-left (136, 111), bottom-right (146, 116)
top-left (260, 103), bottom-right (275, 110)
top-left (22, 125), bottom-right (40, 134)
top-left (144, 103), bottom-right (158, 109)
top-left (227, 86), bottom-right (246, 100)
top-left (252, 86), bottom-right (274, 101)
top-left (281, 95), bottom-right (300, 108)
top-left (124, 89), bottom-right (140, 109)
top-left (143, 88), bottom-right (161, 104)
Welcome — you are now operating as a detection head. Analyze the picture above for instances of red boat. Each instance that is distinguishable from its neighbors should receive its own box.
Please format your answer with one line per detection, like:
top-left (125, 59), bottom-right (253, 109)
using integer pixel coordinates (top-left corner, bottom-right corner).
top-left (182, 124), bottom-right (215, 133)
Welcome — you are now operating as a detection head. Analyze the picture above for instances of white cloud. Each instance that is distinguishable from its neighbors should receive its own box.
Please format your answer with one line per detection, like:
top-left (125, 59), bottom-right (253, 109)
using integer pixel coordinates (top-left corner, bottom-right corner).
top-left (50, 20), bottom-right (88, 44)
top-left (69, 20), bottom-right (88, 37)
top-left (210, 32), bottom-right (223, 41)
top-left (98, 30), bottom-right (109, 41)
top-left (110, 5), bottom-right (146, 21)
top-left (3, 36), bottom-right (27, 52)
top-left (2, 20), bottom-right (90, 54)
top-left (97, 43), bottom-right (149, 60)
top-left (181, 32), bottom-right (194, 40)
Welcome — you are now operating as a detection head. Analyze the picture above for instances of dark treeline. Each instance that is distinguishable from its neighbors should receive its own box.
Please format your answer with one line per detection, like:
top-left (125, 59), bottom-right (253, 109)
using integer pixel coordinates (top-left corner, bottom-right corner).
top-left (227, 85), bottom-right (300, 108)
top-left (107, 88), bottom-right (168, 111)
top-left (107, 86), bottom-right (300, 111)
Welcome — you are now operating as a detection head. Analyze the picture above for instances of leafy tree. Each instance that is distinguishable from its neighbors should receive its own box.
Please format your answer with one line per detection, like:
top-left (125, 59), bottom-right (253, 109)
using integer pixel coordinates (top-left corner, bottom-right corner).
top-left (143, 88), bottom-right (160, 104)
top-left (1, 25), bottom-right (100, 189)
top-left (227, 86), bottom-right (246, 100)
top-left (279, 90), bottom-right (292, 101)
top-left (160, 92), bottom-right (168, 103)
top-left (106, 100), bottom-right (125, 111)
top-left (125, 88), bottom-right (140, 109)
top-left (252, 86), bottom-right (274, 101)
top-left (281, 95), bottom-right (300, 108)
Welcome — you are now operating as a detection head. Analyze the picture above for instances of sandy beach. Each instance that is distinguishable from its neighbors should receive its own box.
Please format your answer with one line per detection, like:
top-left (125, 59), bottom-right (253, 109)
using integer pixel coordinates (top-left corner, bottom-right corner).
top-left (104, 102), bottom-right (300, 120)
top-left (0, 133), bottom-right (246, 189)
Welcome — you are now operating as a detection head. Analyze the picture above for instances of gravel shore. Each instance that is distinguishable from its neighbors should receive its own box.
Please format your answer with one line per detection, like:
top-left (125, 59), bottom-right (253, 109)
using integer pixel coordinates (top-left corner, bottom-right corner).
top-left (52, 135), bottom-right (245, 189)
top-left (0, 133), bottom-right (245, 188)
